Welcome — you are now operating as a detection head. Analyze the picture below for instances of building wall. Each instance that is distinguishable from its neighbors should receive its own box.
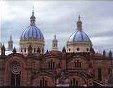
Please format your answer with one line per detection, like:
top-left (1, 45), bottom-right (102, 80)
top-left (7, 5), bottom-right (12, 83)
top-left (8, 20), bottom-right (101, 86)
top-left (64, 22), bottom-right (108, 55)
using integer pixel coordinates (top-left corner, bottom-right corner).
top-left (0, 52), bottom-right (113, 86)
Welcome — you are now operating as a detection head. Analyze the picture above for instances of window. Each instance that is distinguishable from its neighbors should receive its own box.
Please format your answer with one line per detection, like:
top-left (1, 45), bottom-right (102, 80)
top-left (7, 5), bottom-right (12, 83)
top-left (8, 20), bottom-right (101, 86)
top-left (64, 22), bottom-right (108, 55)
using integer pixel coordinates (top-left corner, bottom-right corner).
top-left (40, 77), bottom-right (47, 87)
top-left (70, 78), bottom-right (78, 86)
top-left (11, 62), bottom-right (21, 86)
top-left (69, 48), bottom-right (70, 51)
top-left (24, 48), bottom-right (26, 52)
top-left (87, 48), bottom-right (89, 51)
top-left (77, 48), bottom-right (79, 51)
top-left (48, 59), bottom-right (55, 69)
top-left (53, 62), bottom-right (55, 69)
top-left (98, 68), bottom-right (102, 81)
top-left (74, 60), bottom-right (81, 68)
top-left (53, 44), bottom-right (55, 47)
top-left (34, 48), bottom-right (36, 52)
top-left (21, 49), bottom-right (22, 52)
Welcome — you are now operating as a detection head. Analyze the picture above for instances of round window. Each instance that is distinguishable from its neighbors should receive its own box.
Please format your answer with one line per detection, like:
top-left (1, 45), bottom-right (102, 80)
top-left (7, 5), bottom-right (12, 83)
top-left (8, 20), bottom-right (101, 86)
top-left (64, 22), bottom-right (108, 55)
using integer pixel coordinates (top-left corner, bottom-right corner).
top-left (11, 62), bottom-right (21, 74)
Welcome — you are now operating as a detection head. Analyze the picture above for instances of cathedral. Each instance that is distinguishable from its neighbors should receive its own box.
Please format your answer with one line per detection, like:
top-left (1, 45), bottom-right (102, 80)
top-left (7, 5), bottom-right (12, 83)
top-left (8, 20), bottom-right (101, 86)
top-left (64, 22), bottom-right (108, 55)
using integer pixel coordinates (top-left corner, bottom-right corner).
top-left (0, 10), bottom-right (113, 87)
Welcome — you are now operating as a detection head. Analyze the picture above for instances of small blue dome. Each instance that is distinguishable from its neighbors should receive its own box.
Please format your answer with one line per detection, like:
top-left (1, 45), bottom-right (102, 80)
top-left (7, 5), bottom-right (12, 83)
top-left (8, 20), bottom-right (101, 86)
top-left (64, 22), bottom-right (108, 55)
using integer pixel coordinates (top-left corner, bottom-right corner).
top-left (21, 25), bottom-right (44, 40)
top-left (68, 31), bottom-right (91, 42)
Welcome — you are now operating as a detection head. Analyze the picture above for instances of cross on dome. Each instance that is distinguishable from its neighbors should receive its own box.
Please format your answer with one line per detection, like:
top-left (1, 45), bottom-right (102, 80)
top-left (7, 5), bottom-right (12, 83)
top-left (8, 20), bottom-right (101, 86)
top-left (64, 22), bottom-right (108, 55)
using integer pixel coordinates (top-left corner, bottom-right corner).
top-left (78, 15), bottom-right (81, 21)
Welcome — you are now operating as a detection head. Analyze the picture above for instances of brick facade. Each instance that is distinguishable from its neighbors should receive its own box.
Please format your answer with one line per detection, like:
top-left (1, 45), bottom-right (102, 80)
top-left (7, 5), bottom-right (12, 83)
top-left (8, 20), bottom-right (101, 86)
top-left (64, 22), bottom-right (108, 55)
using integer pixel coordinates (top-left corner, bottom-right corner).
top-left (0, 50), bottom-right (113, 87)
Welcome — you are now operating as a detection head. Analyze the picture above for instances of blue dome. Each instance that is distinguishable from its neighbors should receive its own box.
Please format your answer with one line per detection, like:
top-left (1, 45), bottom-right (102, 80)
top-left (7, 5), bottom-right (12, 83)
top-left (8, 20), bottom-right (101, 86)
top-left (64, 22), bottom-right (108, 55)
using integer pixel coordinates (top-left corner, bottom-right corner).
top-left (21, 25), bottom-right (44, 40)
top-left (68, 31), bottom-right (91, 42)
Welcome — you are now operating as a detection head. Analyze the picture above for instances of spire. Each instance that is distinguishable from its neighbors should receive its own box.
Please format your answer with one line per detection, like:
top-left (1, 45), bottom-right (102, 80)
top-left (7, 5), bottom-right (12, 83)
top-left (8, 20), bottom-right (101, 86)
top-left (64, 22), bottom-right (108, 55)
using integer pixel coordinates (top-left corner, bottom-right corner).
top-left (10, 35), bottom-right (12, 41)
top-left (46, 49), bottom-right (49, 54)
top-left (109, 50), bottom-right (112, 58)
top-left (30, 7), bottom-right (36, 26)
top-left (54, 35), bottom-right (56, 40)
top-left (13, 47), bottom-right (16, 54)
top-left (1, 44), bottom-right (5, 56)
top-left (103, 50), bottom-right (106, 57)
top-left (76, 15), bottom-right (82, 31)
top-left (78, 15), bottom-right (81, 21)
top-left (62, 46), bottom-right (66, 53)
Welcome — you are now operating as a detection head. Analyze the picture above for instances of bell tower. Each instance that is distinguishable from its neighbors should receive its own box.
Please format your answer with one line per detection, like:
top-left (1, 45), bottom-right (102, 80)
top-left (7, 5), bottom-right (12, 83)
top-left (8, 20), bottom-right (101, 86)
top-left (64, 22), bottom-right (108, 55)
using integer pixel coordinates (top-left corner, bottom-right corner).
top-left (8, 35), bottom-right (13, 51)
top-left (52, 35), bottom-right (58, 51)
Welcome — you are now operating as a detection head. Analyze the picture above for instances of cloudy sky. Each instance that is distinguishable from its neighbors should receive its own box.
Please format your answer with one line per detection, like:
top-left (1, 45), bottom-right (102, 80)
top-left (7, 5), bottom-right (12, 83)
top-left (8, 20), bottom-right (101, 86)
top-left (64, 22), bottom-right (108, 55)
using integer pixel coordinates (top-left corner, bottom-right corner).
top-left (0, 1), bottom-right (113, 53)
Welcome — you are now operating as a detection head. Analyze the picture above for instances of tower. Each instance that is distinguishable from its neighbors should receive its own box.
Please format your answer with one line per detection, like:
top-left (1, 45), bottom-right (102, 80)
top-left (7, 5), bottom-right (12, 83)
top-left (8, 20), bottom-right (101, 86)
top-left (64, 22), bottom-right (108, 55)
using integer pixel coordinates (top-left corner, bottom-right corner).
top-left (66, 15), bottom-right (92, 53)
top-left (52, 35), bottom-right (58, 51)
top-left (20, 9), bottom-right (44, 55)
top-left (8, 35), bottom-right (13, 51)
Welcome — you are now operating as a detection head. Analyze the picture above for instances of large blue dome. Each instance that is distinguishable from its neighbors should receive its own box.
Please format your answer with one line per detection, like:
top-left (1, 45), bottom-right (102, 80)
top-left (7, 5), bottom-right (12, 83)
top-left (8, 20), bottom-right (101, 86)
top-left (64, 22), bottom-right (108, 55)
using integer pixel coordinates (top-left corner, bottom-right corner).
top-left (68, 31), bottom-right (91, 42)
top-left (21, 25), bottom-right (44, 40)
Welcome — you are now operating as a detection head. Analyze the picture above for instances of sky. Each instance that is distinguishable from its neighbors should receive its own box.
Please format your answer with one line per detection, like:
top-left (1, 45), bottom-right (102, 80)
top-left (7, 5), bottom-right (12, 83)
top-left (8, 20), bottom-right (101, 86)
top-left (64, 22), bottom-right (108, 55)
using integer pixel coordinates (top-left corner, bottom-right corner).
top-left (0, 1), bottom-right (113, 53)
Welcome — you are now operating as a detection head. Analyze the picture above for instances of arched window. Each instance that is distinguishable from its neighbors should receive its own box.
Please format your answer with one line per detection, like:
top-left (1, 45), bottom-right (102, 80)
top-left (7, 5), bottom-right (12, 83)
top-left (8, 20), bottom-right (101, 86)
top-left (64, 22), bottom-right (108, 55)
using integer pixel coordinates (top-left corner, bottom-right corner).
top-left (24, 48), bottom-right (26, 52)
top-left (21, 49), bottom-right (22, 52)
top-left (70, 78), bottom-right (78, 86)
top-left (48, 59), bottom-right (55, 69)
top-left (40, 77), bottom-right (47, 87)
top-left (74, 60), bottom-right (81, 69)
top-left (11, 61), bottom-right (21, 87)
top-left (53, 44), bottom-right (55, 47)
top-left (34, 48), bottom-right (36, 52)
top-left (69, 48), bottom-right (70, 51)
top-left (77, 48), bottom-right (79, 51)
top-left (87, 48), bottom-right (89, 51)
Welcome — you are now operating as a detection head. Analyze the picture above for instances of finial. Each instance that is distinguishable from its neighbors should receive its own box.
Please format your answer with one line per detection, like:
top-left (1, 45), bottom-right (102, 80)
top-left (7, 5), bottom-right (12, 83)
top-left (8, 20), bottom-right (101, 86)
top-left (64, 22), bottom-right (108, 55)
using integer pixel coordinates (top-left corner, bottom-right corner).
top-left (54, 35), bottom-right (56, 39)
top-left (78, 15), bottom-right (81, 21)
top-left (10, 35), bottom-right (12, 41)
top-left (109, 50), bottom-right (112, 58)
top-left (103, 50), bottom-right (106, 56)
top-left (32, 6), bottom-right (34, 16)
top-left (62, 46), bottom-right (66, 52)
top-left (13, 47), bottom-right (16, 54)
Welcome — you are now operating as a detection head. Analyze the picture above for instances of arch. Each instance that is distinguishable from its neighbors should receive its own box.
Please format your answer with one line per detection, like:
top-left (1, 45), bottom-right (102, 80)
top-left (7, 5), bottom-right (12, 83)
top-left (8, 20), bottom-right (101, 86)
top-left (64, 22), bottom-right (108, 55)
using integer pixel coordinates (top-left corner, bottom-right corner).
top-left (66, 72), bottom-right (88, 86)
top-left (67, 55), bottom-right (91, 70)
top-left (4, 54), bottom-right (27, 86)
top-left (32, 72), bottom-right (55, 87)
